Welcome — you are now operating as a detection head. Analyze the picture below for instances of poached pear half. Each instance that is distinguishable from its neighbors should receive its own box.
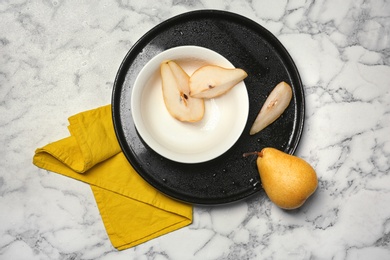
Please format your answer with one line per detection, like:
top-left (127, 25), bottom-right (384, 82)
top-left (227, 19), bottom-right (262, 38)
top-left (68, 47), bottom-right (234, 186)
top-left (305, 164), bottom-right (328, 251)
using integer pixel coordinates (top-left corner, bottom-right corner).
top-left (160, 60), bottom-right (205, 122)
top-left (250, 81), bottom-right (292, 135)
top-left (189, 65), bottom-right (247, 99)
top-left (256, 148), bottom-right (318, 210)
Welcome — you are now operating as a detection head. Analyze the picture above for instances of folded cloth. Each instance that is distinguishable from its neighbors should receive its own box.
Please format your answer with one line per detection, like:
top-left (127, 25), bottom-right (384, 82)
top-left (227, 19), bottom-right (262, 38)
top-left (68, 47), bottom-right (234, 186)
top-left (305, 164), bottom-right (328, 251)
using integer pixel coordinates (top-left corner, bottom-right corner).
top-left (33, 105), bottom-right (192, 250)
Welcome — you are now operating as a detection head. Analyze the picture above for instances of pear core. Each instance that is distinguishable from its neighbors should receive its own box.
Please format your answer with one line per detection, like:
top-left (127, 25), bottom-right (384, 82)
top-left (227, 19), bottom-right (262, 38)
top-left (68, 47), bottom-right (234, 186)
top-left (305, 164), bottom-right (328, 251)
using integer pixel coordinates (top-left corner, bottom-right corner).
top-left (257, 148), bottom-right (318, 210)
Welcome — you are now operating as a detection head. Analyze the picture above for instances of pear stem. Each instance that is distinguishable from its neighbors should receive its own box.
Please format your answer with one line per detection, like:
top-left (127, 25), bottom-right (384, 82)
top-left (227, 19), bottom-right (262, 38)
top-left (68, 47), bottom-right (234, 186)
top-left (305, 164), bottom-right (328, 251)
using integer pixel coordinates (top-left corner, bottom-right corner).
top-left (242, 151), bottom-right (259, 158)
top-left (242, 151), bottom-right (264, 158)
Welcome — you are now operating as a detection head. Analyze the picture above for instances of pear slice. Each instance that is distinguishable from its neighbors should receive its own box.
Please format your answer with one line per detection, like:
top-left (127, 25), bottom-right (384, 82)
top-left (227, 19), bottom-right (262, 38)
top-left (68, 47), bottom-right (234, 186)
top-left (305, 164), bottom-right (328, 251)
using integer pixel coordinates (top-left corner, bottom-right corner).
top-left (249, 81), bottom-right (292, 135)
top-left (160, 60), bottom-right (205, 122)
top-left (189, 65), bottom-right (248, 99)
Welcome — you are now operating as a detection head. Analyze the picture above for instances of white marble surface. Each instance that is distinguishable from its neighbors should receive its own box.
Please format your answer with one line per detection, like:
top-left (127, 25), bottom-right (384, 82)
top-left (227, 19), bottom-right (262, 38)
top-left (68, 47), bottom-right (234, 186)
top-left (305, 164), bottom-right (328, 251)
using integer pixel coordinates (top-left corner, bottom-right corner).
top-left (1, 0), bottom-right (390, 259)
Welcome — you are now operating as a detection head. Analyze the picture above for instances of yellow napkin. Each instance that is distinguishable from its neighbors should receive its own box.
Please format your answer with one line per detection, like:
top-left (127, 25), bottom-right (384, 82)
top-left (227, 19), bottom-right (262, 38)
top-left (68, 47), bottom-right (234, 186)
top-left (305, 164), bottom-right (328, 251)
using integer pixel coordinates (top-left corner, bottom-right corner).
top-left (33, 105), bottom-right (192, 250)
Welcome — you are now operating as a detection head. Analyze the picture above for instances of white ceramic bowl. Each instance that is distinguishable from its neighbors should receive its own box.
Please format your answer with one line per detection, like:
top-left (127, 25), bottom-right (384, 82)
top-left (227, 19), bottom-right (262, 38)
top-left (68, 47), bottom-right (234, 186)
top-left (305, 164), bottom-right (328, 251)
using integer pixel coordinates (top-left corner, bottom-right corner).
top-left (131, 46), bottom-right (249, 163)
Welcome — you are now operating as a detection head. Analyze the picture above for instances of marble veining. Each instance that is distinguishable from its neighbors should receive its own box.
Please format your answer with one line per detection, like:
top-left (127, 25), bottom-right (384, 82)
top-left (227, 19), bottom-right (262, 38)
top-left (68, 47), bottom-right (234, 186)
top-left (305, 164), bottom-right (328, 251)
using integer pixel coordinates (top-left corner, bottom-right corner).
top-left (1, 0), bottom-right (390, 259)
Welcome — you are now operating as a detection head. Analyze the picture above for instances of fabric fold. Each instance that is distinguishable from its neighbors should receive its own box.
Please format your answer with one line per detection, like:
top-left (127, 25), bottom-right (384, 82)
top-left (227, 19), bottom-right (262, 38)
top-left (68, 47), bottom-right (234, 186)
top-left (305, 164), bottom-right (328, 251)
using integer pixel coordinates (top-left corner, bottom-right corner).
top-left (33, 105), bottom-right (192, 250)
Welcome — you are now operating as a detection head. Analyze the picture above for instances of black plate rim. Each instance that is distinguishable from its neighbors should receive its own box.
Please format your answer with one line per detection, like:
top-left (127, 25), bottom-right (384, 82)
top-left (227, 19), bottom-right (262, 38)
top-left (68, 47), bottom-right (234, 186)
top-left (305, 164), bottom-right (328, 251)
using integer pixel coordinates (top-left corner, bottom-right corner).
top-left (112, 9), bottom-right (305, 205)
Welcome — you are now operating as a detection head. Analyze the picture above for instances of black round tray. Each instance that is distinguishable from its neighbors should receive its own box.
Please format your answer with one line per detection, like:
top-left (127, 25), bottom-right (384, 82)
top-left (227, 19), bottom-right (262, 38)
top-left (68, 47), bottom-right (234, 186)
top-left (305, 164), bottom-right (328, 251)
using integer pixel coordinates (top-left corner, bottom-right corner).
top-left (112, 10), bottom-right (305, 205)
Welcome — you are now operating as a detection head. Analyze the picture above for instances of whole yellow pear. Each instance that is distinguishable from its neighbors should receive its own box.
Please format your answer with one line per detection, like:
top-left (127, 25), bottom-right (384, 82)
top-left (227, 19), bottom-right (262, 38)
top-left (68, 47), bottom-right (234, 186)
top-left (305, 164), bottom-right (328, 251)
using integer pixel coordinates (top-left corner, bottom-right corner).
top-left (257, 148), bottom-right (318, 210)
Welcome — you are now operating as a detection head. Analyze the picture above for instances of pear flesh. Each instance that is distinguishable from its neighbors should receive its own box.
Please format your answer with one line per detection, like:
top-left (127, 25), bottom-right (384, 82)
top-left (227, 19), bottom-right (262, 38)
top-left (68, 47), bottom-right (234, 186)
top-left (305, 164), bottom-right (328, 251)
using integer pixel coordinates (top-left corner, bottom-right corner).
top-left (160, 60), bottom-right (205, 122)
top-left (250, 81), bottom-right (292, 135)
top-left (256, 148), bottom-right (318, 210)
top-left (189, 65), bottom-right (248, 99)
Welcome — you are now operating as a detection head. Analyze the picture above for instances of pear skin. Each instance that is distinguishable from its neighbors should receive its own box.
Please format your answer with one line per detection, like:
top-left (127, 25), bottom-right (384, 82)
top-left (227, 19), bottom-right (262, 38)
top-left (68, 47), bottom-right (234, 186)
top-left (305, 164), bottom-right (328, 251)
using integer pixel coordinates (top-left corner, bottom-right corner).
top-left (257, 148), bottom-right (318, 210)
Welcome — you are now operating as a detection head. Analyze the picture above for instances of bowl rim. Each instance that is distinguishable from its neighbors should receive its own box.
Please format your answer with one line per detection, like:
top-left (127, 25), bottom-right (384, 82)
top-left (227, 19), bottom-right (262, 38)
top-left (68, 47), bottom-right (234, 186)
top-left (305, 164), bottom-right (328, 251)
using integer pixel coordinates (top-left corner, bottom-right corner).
top-left (130, 45), bottom-right (249, 163)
